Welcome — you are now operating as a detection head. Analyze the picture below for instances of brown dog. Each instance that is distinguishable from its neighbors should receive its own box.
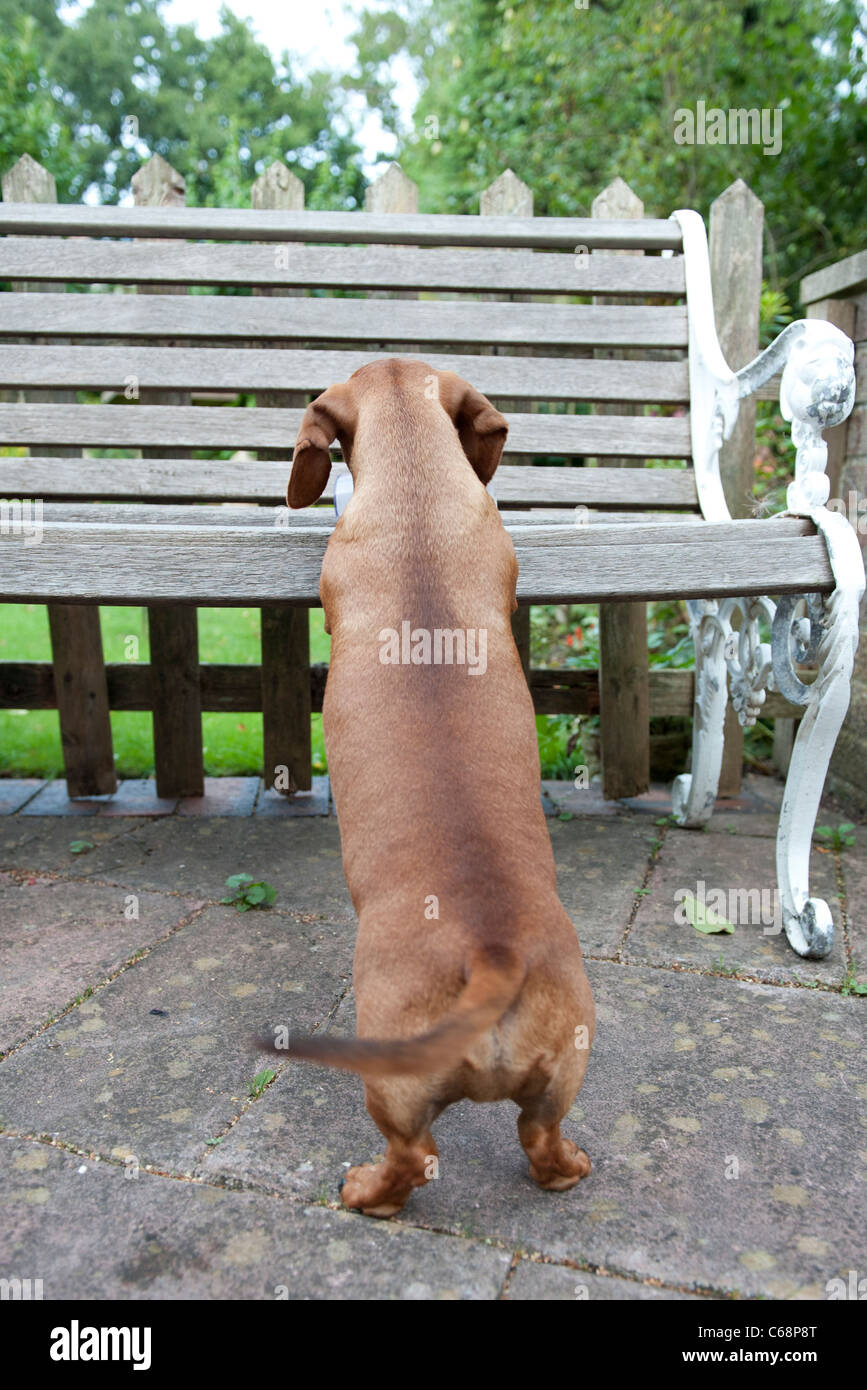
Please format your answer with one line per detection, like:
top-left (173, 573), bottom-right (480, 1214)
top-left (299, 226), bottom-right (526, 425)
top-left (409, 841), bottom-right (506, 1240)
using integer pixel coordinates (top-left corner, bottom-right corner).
top-left (265, 359), bottom-right (594, 1217)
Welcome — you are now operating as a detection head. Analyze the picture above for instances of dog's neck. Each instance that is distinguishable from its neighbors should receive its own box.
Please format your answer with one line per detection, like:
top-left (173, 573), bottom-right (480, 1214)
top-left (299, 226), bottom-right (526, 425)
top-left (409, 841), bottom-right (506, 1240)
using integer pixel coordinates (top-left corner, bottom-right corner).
top-left (345, 398), bottom-right (487, 519)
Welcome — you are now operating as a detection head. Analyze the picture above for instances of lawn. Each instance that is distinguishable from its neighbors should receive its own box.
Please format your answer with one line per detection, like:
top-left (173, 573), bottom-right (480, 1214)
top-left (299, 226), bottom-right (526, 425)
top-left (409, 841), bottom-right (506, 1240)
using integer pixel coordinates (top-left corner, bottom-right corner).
top-left (0, 603), bottom-right (330, 779)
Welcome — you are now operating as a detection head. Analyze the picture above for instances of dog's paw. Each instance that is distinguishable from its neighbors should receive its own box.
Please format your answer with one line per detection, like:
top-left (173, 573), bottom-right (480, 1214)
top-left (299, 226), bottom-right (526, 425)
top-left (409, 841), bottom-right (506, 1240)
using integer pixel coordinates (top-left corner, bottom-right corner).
top-left (340, 1162), bottom-right (407, 1218)
top-left (530, 1139), bottom-right (591, 1192)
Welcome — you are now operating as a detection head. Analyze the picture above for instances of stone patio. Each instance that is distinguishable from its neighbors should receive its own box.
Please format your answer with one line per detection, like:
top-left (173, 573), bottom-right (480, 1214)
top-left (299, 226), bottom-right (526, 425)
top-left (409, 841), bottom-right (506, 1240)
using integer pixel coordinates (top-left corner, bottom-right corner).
top-left (0, 772), bottom-right (865, 1300)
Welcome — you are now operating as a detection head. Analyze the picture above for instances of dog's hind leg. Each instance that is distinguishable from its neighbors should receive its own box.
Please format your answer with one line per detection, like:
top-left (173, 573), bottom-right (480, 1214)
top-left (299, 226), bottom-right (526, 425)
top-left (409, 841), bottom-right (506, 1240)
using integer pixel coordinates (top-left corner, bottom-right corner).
top-left (340, 1084), bottom-right (442, 1218)
top-left (516, 1072), bottom-right (591, 1193)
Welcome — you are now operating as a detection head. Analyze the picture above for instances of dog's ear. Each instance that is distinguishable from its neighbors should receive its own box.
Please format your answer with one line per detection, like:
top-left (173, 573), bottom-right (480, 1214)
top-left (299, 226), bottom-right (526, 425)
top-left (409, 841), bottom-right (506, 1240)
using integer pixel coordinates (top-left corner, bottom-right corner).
top-left (436, 371), bottom-right (508, 484)
top-left (288, 382), bottom-right (357, 509)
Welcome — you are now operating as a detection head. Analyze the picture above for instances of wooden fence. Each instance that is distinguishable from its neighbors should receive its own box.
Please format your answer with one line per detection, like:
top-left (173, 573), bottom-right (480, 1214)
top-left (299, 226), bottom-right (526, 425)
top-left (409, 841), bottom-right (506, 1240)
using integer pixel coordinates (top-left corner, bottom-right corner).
top-left (0, 153), bottom-right (800, 800)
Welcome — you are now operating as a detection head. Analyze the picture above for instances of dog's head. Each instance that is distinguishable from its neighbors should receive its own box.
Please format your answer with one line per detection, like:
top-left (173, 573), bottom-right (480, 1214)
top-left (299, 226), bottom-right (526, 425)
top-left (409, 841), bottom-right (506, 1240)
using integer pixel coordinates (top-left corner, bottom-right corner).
top-left (287, 360), bottom-right (508, 508)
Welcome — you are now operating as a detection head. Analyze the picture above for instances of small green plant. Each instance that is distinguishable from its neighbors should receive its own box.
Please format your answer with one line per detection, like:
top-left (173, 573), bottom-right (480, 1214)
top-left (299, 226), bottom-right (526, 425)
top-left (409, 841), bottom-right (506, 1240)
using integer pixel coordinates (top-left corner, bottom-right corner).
top-left (840, 965), bottom-right (867, 997)
top-left (711, 953), bottom-right (740, 977)
top-left (205, 1136), bottom-right (224, 1147)
top-left (633, 887), bottom-right (650, 897)
top-left (69, 839), bottom-right (94, 855)
top-left (220, 873), bottom-right (277, 911)
top-left (248, 1068), bottom-right (275, 1098)
top-left (815, 823), bottom-right (855, 852)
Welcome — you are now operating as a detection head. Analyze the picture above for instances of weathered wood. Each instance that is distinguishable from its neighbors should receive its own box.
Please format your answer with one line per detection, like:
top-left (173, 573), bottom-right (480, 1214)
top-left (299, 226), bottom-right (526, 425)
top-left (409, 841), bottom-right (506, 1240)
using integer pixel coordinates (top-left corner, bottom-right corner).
top-left (0, 519), bottom-right (832, 606)
top-left (32, 502), bottom-right (702, 528)
top-left (133, 154), bottom-right (203, 799)
top-left (710, 181), bottom-right (764, 519)
top-left (710, 181), bottom-right (764, 795)
top-left (261, 607), bottom-right (312, 794)
top-left (251, 163), bottom-right (312, 796)
top-left (0, 659), bottom-right (810, 720)
top-left (483, 169), bottom-right (535, 679)
top-left (0, 346), bottom-right (691, 406)
top-left (0, 292), bottom-right (689, 348)
top-left (593, 178), bottom-right (650, 798)
top-left (46, 606), bottom-right (116, 796)
top-left (0, 202), bottom-right (684, 251)
top-left (2, 458), bottom-right (700, 505)
top-left (800, 249), bottom-right (867, 306)
top-left (1, 154), bottom-right (117, 797)
top-left (365, 162), bottom-right (418, 216)
top-left (0, 403), bottom-right (692, 451)
top-left (147, 607), bottom-right (203, 798)
top-left (0, 238), bottom-right (687, 295)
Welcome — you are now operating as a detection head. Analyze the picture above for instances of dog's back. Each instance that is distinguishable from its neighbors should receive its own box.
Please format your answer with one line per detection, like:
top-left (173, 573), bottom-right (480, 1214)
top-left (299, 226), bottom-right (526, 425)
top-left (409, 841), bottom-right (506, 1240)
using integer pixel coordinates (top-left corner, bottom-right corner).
top-left (264, 360), bottom-right (595, 1216)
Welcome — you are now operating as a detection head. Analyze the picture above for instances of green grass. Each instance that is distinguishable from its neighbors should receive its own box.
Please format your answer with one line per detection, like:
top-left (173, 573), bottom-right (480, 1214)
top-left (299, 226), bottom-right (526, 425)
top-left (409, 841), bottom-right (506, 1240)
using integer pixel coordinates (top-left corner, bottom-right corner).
top-left (0, 603), bottom-right (330, 778)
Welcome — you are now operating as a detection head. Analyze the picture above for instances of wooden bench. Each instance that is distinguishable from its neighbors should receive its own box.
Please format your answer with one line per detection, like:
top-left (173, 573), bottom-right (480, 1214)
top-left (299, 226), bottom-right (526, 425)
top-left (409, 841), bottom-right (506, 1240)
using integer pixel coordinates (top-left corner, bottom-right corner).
top-left (0, 161), bottom-right (862, 960)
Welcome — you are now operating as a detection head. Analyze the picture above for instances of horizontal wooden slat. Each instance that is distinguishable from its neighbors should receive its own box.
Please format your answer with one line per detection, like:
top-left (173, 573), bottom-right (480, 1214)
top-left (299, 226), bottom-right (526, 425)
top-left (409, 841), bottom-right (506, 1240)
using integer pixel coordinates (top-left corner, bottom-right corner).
top-left (0, 239), bottom-right (686, 296)
top-left (0, 293), bottom-right (688, 349)
top-left (0, 460), bottom-right (699, 507)
top-left (0, 517), bottom-right (831, 604)
top-left (0, 403), bottom-right (691, 451)
top-left (0, 203), bottom-right (684, 251)
top-left (30, 503), bottom-right (703, 529)
top-left (0, 660), bottom-right (806, 720)
top-left (0, 346), bottom-right (689, 401)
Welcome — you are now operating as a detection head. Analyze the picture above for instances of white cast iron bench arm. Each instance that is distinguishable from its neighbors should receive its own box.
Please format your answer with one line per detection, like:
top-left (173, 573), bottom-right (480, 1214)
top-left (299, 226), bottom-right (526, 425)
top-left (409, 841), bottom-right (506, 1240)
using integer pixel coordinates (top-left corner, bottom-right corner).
top-left (668, 212), bottom-right (864, 958)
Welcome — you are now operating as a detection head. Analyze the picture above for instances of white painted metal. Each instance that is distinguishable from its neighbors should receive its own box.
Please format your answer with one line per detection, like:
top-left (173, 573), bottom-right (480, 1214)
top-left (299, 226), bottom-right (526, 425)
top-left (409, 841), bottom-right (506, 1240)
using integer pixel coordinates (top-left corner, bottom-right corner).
top-left (672, 230), bottom-right (863, 956)
top-left (670, 210), bottom-right (739, 524)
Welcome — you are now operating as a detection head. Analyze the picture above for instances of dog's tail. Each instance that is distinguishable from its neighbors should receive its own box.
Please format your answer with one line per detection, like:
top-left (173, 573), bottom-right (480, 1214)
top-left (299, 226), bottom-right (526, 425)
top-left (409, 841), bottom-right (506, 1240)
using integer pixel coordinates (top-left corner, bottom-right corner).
top-left (252, 944), bottom-right (525, 1078)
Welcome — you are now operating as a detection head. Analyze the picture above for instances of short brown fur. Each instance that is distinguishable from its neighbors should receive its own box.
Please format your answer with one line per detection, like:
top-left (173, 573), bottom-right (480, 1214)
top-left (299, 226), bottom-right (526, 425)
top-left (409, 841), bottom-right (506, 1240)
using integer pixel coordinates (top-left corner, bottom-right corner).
top-left (263, 359), bottom-right (595, 1217)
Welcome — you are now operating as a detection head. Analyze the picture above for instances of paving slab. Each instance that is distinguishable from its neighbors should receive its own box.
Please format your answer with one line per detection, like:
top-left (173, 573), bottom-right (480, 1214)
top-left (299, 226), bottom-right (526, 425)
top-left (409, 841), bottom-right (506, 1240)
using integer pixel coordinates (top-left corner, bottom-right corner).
top-left (505, 1261), bottom-right (703, 1300)
top-left (211, 961), bottom-right (866, 1298)
top-left (256, 777), bottom-right (330, 817)
top-left (96, 779), bottom-right (178, 817)
top-left (177, 777), bottom-right (260, 818)
top-left (548, 816), bottom-right (658, 958)
top-left (0, 1136), bottom-right (510, 1299)
top-left (541, 780), bottom-right (620, 818)
top-left (45, 818), bottom-right (355, 919)
top-left (0, 904), bottom-right (354, 1173)
top-left (19, 781), bottom-right (113, 816)
top-left (841, 841), bottom-right (867, 986)
top-left (0, 817), bottom-right (146, 875)
top-left (0, 780), bottom-right (45, 815)
top-left (0, 872), bottom-right (204, 1053)
top-left (627, 827), bottom-right (844, 987)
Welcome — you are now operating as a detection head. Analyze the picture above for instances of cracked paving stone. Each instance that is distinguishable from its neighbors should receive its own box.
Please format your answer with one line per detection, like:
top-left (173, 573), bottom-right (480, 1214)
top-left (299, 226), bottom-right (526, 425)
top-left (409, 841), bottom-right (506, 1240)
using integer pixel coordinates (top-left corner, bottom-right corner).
top-left (0, 873), bottom-right (204, 1053)
top-left (0, 1136), bottom-right (509, 1299)
top-left (47, 818), bottom-right (355, 919)
top-left (626, 828), bottom-right (844, 987)
top-left (548, 817), bottom-right (659, 958)
top-left (0, 818), bottom-right (143, 875)
top-left (204, 961), bottom-right (866, 1298)
top-left (505, 1262), bottom-right (703, 1300)
top-left (0, 905), bottom-right (354, 1172)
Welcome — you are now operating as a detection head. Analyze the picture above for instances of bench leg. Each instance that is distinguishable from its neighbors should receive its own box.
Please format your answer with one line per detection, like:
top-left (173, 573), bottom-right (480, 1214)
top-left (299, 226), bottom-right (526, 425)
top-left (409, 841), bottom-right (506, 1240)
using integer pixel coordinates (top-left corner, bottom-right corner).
top-left (773, 582), bottom-right (861, 964)
top-left (671, 598), bottom-right (729, 827)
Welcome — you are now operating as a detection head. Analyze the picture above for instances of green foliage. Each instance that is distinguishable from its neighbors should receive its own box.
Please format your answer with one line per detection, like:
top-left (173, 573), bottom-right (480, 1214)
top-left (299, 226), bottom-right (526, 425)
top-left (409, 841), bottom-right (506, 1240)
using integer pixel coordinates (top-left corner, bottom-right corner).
top-left (815, 822), bottom-right (856, 851)
top-left (0, 17), bottom-right (85, 199)
top-left (247, 1067), bottom-right (276, 1097)
top-left (0, 0), bottom-right (366, 207)
top-left (220, 873), bottom-right (278, 911)
top-left (840, 965), bottom-right (867, 997)
top-left (351, 0), bottom-right (867, 290)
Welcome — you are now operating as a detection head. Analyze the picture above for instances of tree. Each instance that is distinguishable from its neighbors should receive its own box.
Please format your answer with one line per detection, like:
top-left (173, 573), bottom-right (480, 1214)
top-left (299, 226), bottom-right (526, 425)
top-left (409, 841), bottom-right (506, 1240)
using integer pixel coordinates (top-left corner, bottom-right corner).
top-left (349, 0), bottom-right (867, 291)
top-left (0, 0), bottom-right (367, 208)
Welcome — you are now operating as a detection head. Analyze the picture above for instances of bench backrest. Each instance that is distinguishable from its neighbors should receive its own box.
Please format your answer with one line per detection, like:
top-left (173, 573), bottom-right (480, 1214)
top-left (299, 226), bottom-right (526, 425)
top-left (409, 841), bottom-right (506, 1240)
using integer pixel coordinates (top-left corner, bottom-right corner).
top-left (0, 202), bottom-right (696, 514)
